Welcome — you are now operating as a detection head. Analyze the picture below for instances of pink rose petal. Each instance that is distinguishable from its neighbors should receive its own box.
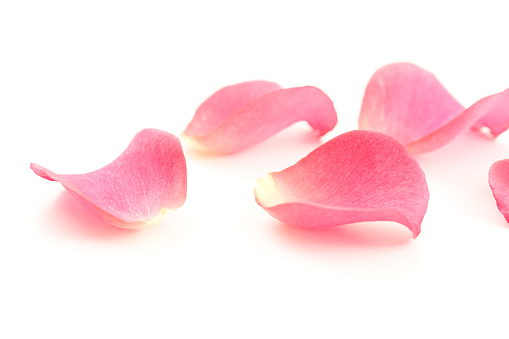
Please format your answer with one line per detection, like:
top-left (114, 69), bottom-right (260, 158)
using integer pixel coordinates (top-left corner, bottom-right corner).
top-left (359, 63), bottom-right (509, 153)
top-left (182, 81), bottom-right (338, 153)
top-left (255, 130), bottom-right (429, 238)
top-left (489, 160), bottom-right (509, 223)
top-left (31, 129), bottom-right (187, 229)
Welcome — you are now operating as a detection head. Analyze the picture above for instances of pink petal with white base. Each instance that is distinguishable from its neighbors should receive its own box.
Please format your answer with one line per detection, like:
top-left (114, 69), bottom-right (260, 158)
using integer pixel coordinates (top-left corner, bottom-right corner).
top-left (31, 129), bottom-right (187, 229)
top-left (359, 63), bottom-right (509, 153)
top-left (255, 130), bottom-right (429, 238)
top-left (183, 81), bottom-right (337, 154)
top-left (489, 160), bottom-right (509, 223)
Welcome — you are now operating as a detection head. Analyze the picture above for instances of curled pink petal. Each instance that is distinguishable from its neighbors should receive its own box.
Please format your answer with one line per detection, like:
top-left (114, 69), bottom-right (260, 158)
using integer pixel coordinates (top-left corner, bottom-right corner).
top-left (183, 81), bottom-right (338, 154)
top-left (31, 129), bottom-right (187, 229)
top-left (489, 160), bottom-right (509, 223)
top-left (359, 63), bottom-right (509, 153)
top-left (255, 130), bottom-right (429, 238)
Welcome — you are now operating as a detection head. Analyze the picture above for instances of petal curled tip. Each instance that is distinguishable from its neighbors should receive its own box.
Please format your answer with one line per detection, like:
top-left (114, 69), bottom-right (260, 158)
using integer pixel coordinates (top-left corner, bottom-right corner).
top-left (359, 62), bottom-right (509, 154)
top-left (183, 81), bottom-right (338, 154)
top-left (31, 128), bottom-right (187, 229)
top-left (489, 159), bottom-right (509, 223)
top-left (254, 130), bottom-right (429, 238)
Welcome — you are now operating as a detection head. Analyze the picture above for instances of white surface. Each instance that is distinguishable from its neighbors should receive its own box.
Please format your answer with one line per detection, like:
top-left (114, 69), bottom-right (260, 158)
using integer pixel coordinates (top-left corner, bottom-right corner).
top-left (2, 1), bottom-right (509, 338)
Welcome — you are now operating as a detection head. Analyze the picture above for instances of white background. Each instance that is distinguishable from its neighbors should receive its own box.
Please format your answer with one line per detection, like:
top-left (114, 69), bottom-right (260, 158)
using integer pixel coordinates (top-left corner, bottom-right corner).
top-left (2, 1), bottom-right (509, 338)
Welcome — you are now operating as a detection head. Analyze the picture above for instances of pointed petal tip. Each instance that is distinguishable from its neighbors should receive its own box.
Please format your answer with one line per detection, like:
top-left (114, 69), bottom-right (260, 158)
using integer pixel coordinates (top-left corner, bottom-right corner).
top-left (30, 163), bottom-right (56, 181)
top-left (411, 226), bottom-right (421, 239)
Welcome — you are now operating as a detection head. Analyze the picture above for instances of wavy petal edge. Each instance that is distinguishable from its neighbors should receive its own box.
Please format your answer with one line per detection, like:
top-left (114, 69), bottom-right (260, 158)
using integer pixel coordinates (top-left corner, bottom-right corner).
top-left (31, 128), bottom-right (187, 229)
top-left (183, 81), bottom-right (338, 154)
top-left (360, 63), bottom-right (509, 154)
top-left (255, 130), bottom-right (429, 238)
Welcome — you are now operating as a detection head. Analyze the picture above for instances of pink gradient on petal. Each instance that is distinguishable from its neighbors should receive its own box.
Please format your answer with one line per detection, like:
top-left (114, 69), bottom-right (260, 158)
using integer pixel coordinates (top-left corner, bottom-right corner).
top-left (183, 81), bottom-right (337, 154)
top-left (255, 130), bottom-right (429, 238)
top-left (185, 81), bottom-right (283, 136)
top-left (471, 89), bottom-right (509, 137)
top-left (31, 129), bottom-right (187, 229)
top-left (489, 159), bottom-right (509, 223)
top-left (360, 63), bottom-right (509, 153)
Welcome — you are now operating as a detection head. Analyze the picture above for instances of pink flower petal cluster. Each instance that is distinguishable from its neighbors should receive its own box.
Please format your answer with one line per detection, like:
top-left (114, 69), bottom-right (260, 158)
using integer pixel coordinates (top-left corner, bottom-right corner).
top-left (359, 63), bottom-right (509, 154)
top-left (32, 64), bottom-right (509, 234)
top-left (359, 63), bottom-right (509, 222)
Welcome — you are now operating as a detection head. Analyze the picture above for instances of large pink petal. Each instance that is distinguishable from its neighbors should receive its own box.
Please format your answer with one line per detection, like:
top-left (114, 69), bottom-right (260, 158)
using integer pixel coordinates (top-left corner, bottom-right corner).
top-left (359, 63), bottom-right (509, 153)
top-left (489, 160), bottom-right (509, 223)
top-left (183, 81), bottom-right (338, 154)
top-left (31, 129), bottom-right (187, 229)
top-left (255, 130), bottom-right (429, 238)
